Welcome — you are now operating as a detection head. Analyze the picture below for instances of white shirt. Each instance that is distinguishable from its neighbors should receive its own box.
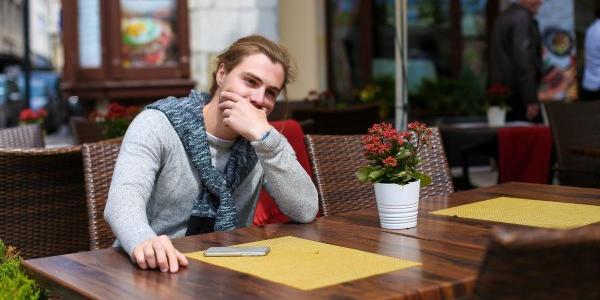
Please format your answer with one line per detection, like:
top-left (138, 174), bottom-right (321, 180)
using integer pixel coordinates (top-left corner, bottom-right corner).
top-left (583, 19), bottom-right (600, 91)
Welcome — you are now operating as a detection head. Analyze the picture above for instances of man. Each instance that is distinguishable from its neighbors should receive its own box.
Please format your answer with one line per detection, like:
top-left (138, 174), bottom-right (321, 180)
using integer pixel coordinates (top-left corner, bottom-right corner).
top-left (105, 35), bottom-right (319, 273)
top-left (490, 0), bottom-right (544, 122)
top-left (582, 9), bottom-right (600, 101)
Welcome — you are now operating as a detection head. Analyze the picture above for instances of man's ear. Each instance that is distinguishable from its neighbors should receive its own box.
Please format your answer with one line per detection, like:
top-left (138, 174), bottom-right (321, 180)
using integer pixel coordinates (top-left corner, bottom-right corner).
top-left (216, 63), bottom-right (226, 86)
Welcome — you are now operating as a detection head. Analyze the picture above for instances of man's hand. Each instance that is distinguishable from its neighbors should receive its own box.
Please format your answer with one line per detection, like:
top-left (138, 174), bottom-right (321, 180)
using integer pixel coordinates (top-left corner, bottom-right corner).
top-left (132, 235), bottom-right (189, 273)
top-left (218, 91), bottom-right (272, 141)
top-left (526, 103), bottom-right (540, 121)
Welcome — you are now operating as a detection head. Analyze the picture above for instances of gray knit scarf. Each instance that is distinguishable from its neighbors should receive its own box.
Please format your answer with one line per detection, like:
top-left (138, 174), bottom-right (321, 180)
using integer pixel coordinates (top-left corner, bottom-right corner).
top-left (147, 90), bottom-right (258, 234)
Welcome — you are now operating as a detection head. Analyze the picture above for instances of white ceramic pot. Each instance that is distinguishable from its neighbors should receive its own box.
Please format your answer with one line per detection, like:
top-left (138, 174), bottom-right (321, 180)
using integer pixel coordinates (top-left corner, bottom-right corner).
top-left (487, 106), bottom-right (506, 127)
top-left (374, 180), bottom-right (420, 229)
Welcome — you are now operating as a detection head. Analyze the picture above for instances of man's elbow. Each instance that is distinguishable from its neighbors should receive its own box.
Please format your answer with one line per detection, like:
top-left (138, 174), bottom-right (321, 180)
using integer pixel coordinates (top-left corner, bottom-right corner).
top-left (297, 199), bottom-right (319, 223)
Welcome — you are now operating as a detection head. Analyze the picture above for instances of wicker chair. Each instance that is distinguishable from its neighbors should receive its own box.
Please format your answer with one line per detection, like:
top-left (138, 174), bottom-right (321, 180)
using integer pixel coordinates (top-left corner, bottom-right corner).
top-left (0, 146), bottom-right (89, 259)
top-left (474, 225), bottom-right (600, 299)
top-left (418, 128), bottom-right (454, 197)
top-left (545, 101), bottom-right (600, 188)
top-left (0, 124), bottom-right (45, 148)
top-left (70, 116), bottom-right (104, 144)
top-left (82, 139), bottom-right (122, 250)
top-left (305, 128), bottom-right (453, 216)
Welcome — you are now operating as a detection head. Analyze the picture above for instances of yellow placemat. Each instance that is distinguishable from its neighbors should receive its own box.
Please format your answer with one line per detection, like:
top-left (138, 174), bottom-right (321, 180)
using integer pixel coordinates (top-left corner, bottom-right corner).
top-left (185, 236), bottom-right (420, 291)
top-left (431, 197), bottom-right (600, 229)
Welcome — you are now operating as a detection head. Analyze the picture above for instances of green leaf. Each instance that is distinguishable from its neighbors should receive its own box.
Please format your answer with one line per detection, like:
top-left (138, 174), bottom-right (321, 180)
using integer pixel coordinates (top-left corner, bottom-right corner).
top-left (368, 169), bottom-right (385, 181)
top-left (414, 172), bottom-right (432, 187)
top-left (356, 166), bottom-right (373, 182)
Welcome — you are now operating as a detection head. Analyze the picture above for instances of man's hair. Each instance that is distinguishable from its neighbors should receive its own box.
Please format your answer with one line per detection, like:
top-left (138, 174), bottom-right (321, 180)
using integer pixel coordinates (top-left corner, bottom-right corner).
top-left (209, 35), bottom-right (296, 98)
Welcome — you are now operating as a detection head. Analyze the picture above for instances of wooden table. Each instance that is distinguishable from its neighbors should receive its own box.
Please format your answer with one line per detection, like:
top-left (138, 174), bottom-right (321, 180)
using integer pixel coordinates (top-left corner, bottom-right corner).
top-left (23, 183), bottom-right (600, 299)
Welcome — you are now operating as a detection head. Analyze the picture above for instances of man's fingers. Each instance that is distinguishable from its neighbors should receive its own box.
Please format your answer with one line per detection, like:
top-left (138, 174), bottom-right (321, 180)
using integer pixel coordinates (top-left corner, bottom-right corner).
top-left (176, 250), bottom-right (189, 267)
top-left (158, 237), bottom-right (180, 273)
top-left (222, 108), bottom-right (232, 117)
top-left (144, 243), bottom-right (157, 269)
top-left (153, 242), bottom-right (169, 272)
top-left (218, 100), bottom-right (235, 110)
top-left (134, 247), bottom-right (147, 269)
top-left (220, 91), bottom-right (242, 103)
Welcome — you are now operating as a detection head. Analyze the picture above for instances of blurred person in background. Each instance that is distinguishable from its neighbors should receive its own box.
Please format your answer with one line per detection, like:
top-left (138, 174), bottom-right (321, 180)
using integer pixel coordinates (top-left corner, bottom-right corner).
top-left (105, 35), bottom-right (318, 273)
top-left (490, 0), bottom-right (544, 122)
top-left (582, 9), bottom-right (600, 101)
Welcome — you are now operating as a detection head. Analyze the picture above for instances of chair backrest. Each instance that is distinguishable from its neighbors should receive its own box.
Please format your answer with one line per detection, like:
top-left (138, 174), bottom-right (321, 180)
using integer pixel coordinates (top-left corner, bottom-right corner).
top-left (0, 124), bottom-right (45, 148)
top-left (544, 101), bottom-right (600, 187)
top-left (0, 146), bottom-right (89, 258)
top-left (305, 128), bottom-right (453, 216)
top-left (474, 225), bottom-right (600, 299)
top-left (305, 134), bottom-right (374, 216)
top-left (418, 128), bottom-right (454, 197)
top-left (70, 116), bottom-right (104, 144)
top-left (291, 103), bottom-right (381, 135)
top-left (82, 139), bottom-right (122, 250)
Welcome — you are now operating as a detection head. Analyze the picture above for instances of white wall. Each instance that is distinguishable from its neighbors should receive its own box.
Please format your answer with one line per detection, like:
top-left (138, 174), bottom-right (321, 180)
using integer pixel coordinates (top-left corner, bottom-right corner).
top-left (279, 0), bottom-right (328, 100)
top-left (0, 0), bottom-right (24, 58)
top-left (30, 0), bottom-right (52, 62)
top-left (188, 0), bottom-right (279, 92)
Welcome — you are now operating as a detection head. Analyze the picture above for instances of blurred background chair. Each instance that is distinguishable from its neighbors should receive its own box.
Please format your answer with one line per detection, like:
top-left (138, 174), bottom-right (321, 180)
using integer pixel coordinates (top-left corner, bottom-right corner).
top-left (70, 116), bottom-right (104, 144)
top-left (82, 139), bottom-right (122, 250)
top-left (253, 120), bottom-right (313, 225)
top-left (0, 146), bottom-right (89, 258)
top-left (474, 225), bottom-right (600, 299)
top-left (291, 103), bottom-right (380, 135)
top-left (305, 128), bottom-right (453, 216)
top-left (0, 124), bottom-right (45, 148)
top-left (545, 101), bottom-right (600, 188)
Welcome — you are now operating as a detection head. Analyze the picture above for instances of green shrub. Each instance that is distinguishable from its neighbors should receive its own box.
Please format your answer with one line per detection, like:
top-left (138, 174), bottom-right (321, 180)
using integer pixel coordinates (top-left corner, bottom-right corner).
top-left (0, 240), bottom-right (44, 300)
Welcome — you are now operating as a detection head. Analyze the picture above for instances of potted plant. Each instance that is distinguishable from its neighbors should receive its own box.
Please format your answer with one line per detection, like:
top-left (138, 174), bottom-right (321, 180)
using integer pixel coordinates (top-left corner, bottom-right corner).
top-left (90, 102), bottom-right (140, 139)
top-left (19, 108), bottom-right (47, 129)
top-left (0, 240), bottom-right (45, 299)
top-left (356, 122), bottom-right (433, 229)
top-left (485, 83), bottom-right (510, 127)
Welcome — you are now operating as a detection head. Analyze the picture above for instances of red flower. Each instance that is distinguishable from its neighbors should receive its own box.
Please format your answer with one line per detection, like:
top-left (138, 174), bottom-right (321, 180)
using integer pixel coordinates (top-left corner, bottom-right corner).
top-left (486, 83), bottom-right (510, 97)
top-left (19, 108), bottom-right (47, 122)
top-left (106, 103), bottom-right (128, 120)
top-left (383, 156), bottom-right (397, 167)
top-left (359, 121), bottom-right (433, 185)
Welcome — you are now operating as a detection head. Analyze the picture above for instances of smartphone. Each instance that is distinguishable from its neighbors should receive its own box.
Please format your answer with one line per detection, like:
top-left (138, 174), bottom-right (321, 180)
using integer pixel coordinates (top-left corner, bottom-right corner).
top-left (203, 246), bottom-right (270, 257)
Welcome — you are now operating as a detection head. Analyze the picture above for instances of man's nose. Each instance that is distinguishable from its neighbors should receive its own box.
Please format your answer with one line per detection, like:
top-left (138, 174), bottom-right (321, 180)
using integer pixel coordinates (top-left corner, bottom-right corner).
top-left (249, 89), bottom-right (266, 108)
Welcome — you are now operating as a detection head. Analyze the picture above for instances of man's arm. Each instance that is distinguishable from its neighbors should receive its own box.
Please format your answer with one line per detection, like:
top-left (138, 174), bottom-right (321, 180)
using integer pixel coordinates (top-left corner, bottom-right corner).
top-left (218, 92), bottom-right (318, 222)
top-left (104, 110), bottom-right (188, 272)
top-left (252, 130), bottom-right (319, 223)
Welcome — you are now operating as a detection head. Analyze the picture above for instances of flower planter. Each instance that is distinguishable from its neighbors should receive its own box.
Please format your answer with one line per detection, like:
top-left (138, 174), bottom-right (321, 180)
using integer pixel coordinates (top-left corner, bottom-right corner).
top-left (374, 180), bottom-right (420, 229)
top-left (487, 106), bottom-right (506, 127)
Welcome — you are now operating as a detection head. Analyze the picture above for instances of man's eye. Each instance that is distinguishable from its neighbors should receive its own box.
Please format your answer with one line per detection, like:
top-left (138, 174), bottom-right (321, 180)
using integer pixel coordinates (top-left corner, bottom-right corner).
top-left (245, 78), bottom-right (257, 85)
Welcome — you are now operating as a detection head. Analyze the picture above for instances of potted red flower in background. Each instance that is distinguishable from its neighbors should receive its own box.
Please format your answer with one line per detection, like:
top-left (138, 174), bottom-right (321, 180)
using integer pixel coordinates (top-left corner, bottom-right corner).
top-left (90, 103), bottom-right (140, 139)
top-left (19, 108), bottom-right (47, 130)
top-left (356, 122), bottom-right (433, 229)
top-left (485, 83), bottom-right (510, 127)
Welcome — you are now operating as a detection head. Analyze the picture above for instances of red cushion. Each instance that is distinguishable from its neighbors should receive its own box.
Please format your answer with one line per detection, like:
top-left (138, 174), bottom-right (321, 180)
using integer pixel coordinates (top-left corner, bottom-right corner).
top-left (253, 120), bottom-right (313, 225)
top-left (498, 126), bottom-right (553, 184)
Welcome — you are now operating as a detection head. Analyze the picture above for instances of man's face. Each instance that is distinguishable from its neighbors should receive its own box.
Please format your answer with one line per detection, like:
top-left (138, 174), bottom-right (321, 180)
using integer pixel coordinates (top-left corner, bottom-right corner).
top-left (215, 53), bottom-right (285, 115)
top-left (519, 0), bottom-right (544, 14)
